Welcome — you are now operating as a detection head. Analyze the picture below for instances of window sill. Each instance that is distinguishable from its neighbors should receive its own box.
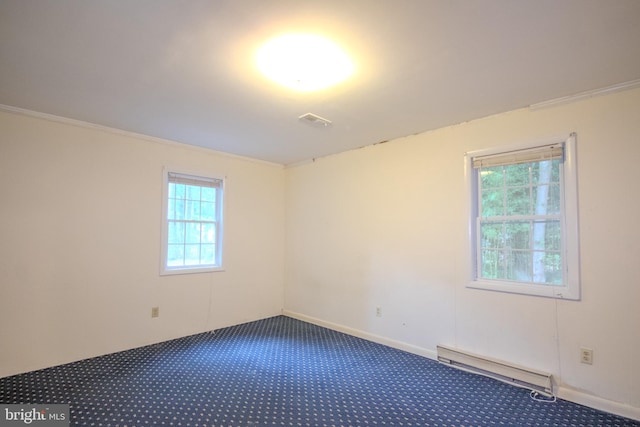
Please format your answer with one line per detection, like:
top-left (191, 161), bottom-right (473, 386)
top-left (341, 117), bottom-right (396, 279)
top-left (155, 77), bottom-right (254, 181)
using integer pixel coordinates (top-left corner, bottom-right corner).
top-left (467, 279), bottom-right (579, 300)
top-left (160, 265), bottom-right (225, 276)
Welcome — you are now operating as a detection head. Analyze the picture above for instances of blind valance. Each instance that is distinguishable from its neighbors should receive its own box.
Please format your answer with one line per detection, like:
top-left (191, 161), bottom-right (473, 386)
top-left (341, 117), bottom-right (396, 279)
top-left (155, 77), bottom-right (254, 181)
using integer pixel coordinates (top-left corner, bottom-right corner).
top-left (472, 143), bottom-right (563, 169)
top-left (168, 172), bottom-right (222, 188)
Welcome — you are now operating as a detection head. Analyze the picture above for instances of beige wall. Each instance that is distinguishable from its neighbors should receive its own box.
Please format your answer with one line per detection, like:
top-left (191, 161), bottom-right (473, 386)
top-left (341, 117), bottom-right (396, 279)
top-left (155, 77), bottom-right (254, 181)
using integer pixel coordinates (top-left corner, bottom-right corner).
top-left (0, 110), bottom-right (285, 377)
top-left (284, 88), bottom-right (640, 417)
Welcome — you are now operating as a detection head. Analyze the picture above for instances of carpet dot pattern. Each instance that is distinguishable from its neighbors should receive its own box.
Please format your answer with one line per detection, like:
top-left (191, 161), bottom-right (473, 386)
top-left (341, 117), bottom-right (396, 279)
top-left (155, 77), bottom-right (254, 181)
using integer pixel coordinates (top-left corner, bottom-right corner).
top-left (1, 316), bottom-right (638, 426)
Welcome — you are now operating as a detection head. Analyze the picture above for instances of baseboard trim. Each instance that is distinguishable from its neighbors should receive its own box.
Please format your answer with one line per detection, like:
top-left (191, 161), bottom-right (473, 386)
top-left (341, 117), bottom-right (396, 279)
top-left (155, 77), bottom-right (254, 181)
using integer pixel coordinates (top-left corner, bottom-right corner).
top-left (282, 310), bottom-right (640, 422)
top-left (282, 310), bottom-right (437, 360)
top-left (557, 387), bottom-right (640, 422)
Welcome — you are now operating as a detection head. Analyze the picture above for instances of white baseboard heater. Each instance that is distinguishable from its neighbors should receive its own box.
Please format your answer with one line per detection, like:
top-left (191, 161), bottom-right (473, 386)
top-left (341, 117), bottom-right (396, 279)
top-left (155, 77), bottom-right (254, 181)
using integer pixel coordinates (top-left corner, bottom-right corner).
top-left (437, 344), bottom-right (554, 396)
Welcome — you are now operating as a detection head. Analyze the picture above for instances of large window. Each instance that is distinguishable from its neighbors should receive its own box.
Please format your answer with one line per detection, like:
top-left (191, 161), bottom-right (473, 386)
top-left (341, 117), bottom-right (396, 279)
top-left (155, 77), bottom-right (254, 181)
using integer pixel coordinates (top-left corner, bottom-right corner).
top-left (161, 170), bottom-right (224, 275)
top-left (465, 134), bottom-right (580, 299)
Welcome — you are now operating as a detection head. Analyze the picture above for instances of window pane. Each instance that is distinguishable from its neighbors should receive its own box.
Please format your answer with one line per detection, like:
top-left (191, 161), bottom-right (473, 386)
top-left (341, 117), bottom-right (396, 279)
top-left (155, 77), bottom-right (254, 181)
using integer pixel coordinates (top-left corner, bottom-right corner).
top-left (505, 221), bottom-right (530, 250)
top-left (168, 182), bottom-right (176, 199)
top-left (550, 159), bottom-right (561, 182)
top-left (201, 244), bottom-right (215, 264)
top-left (481, 188), bottom-right (504, 217)
top-left (480, 167), bottom-right (503, 189)
top-left (480, 249), bottom-right (505, 279)
top-left (544, 221), bottom-right (561, 251)
top-left (532, 160), bottom-right (560, 184)
top-left (186, 185), bottom-right (200, 201)
top-left (532, 220), bottom-right (561, 250)
top-left (185, 245), bottom-right (200, 265)
top-left (532, 250), bottom-right (562, 284)
top-left (201, 187), bottom-right (216, 202)
top-left (543, 252), bottom-right (562, 285)
top-left (167, 198), bottom-right (175, 220)
top-left (174, 198), bottom-right (185, 220)
top-left (480, 222), bottom-right (505, 249)
top-left (505, 187), bottom-right (531, 215)
top-left (168, 221), bottom-right (185, 244)
top-left (532, 185), bottom-right (552, 215)
top-left (174, 183), bottom-right (185, 199)
top-left (504, 163), bottom-right (530, 187)
top-left (185, 223), bottom-right (201, 244)
top-left (201, 202), bottom-right (216, 221)
top-left (506, 250), bottom-right (532, 282)
top-left (201, 223), bottom-right (215, 243)
top-left (480, 220), bottom-right (563, 285)
top-left (547, 183), bottom-right (561, 215)
top-left (167, 244), bottom-right (184, 267)
top-left (186, 199), bottom-right (201, 220)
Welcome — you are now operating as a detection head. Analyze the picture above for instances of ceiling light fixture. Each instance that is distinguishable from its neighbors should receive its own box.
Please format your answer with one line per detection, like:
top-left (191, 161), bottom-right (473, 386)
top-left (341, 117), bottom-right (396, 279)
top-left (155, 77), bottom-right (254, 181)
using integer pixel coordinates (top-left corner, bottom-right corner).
top-left (256, 34), bottom-right (354, 92)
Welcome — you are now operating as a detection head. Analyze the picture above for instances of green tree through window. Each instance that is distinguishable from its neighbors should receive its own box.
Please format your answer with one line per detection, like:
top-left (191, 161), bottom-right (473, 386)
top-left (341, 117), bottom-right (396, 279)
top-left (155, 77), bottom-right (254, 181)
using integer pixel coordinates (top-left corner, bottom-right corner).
top-left (479, 160), bottom-right (561, 284)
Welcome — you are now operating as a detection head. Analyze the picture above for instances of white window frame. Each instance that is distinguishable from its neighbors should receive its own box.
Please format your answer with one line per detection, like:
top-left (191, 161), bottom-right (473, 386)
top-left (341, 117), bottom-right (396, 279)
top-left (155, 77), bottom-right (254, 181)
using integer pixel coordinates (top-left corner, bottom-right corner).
top-left (464, 134), bottom-right (580, 300)
top-left (160, 167), bottom-right (225, 275)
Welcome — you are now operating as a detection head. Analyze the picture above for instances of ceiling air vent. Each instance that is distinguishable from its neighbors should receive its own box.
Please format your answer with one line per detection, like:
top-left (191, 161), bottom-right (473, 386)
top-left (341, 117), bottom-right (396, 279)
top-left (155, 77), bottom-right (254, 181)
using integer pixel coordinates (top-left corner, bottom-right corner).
top-left (298, 113), bottom-right (332, 127)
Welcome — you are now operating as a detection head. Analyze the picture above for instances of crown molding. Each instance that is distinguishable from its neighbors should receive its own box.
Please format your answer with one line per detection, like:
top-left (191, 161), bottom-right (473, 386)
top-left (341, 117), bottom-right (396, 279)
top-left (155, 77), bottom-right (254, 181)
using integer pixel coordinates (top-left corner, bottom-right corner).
top-left (529, 79), bottom-right (640, 110)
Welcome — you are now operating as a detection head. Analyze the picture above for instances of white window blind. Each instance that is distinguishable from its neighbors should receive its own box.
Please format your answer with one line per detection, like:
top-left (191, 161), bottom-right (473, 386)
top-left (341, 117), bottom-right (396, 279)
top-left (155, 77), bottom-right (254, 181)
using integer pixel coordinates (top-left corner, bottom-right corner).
top-left (168, 172), bottom-right (222, 188)
top-left (472, 143), bottom-right (563, 169)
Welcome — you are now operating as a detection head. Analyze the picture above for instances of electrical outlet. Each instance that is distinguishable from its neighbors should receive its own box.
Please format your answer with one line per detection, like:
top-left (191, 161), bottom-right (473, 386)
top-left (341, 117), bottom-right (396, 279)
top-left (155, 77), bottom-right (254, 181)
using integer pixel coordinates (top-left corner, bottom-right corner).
top-left (151, 307), bottom-right (160, 318)
top-left (376, 307), bottom-right (382, 317)
top-left (580, 348), bottom-right (593, 365)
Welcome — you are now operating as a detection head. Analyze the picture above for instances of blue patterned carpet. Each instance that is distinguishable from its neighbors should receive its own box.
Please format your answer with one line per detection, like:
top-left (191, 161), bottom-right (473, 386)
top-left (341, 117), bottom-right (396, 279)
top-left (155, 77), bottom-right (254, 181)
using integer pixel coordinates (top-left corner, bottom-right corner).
top-left (1, 315), bottom-right (638, 426)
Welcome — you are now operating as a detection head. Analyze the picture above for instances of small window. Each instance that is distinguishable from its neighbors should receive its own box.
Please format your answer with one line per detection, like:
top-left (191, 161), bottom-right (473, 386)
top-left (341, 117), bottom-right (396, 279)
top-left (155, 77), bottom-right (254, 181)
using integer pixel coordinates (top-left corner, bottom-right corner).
top-left (161, 169), bottom-right (224, 275)
top-left (465, 134), bottom-right (580, 299)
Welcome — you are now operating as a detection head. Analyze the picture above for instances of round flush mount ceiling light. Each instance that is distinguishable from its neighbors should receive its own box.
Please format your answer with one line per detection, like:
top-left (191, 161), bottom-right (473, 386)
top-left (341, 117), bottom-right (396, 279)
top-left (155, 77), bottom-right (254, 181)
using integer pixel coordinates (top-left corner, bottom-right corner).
top-left (256, 34), bottom-right (354, 92)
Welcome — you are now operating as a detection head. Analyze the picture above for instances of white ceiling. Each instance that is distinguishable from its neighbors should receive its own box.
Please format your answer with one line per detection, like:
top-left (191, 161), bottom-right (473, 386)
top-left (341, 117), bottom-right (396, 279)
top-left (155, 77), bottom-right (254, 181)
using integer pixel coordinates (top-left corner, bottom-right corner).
top-left (1, 0), bottom-right (640, 165)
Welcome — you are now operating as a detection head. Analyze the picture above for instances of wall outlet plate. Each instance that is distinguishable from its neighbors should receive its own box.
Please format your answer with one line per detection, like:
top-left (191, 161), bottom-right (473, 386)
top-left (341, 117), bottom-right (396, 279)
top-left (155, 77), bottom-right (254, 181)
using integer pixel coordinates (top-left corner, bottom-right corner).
top-left (580, 348), bottom-right (593, 365)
